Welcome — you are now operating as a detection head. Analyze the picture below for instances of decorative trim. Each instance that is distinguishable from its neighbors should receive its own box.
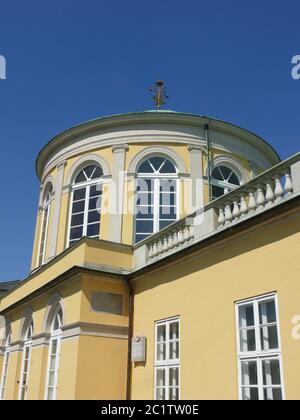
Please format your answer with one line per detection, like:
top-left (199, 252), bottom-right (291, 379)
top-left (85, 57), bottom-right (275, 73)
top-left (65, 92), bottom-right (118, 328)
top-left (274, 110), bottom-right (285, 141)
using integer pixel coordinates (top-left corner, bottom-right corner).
top-left (32, 332), bottom-right (51, 348)
top-left (18, 307), bottom-right (33, 341)
top-left (43, 293), bottom-right (64, 333)
top-left (64, 153), bottom-right (111, 187)
top-left (127, 145), bottom-right (188, 174)
top-left (61, 322), bottom-right (129, 340)
top-left (112, 144), bottom-right (129, 153)
top-left (209, 155), bottom-right (250, 184)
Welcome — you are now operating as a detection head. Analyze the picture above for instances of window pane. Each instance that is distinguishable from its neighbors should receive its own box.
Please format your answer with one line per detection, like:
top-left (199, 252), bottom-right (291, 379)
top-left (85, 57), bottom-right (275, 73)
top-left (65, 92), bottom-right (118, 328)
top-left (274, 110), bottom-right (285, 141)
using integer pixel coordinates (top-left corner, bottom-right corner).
top-left (160, 193), bottom-right (176, 206)
top-left (75, 171), bottom-right (86, 184)
top-left (149, 157), bottom-right (165, 171)
top-left (72, 200), bottom-right (85, 213)
top-left (71, 213), bottom-right (84, 227)
top-left (169, 341), bottom-right (179, 360)
top-left (263, 387), bottom-right (282, 401)
top-left (83, 165), bottom-right (96, 179)
top-left (89, 197), bottom-right (101, 210)
top-left (136, 207), bottom-right (154, 219)
top-left (159, 220), bottom-right (175, 230)
top-left (239, 328), bottom-right (256, 352)
top-left (169, 322), bottom-right (179, 340)
top-left (136, 220), bottom-right (154, 234)
top-left (169, 367), bottom-right (179, 386)
top-left (91, 166), bottom-right (103, 179)
top-left (157, 325), bottom-right (166, 342)
top-left (169, 387), bottom-right (179, 400)
top-left (156, 369), bottom-right (166, 387)
top-left (262, 359), bottom-right (281, 386)
top-left (242, 387), bottom-right (259, 401)
top-left (87, 223), bottom-right (100, 237)
top-left (239, 304), bottom-right (255, 328)
top-left (136, 192), bottom-right (154, 206)
top-left (260, 325), bottom-right (279, 351)
top-left (259, 300), bottom-right (277, 324)
top-left (135, 234), bottom-right (149, 243)
top-left (241, 361), bottom-right (258, 386)
top-left (212, 185), bottom-right (224, 199)
top-left (70, 226), bottom-right (83, 240)
top-left (138, 160), bottom-right (154, 173)
top-left (136, 179), bottom-right (153, 191)
top-left (88, 210), bottom-right (100, 224)
top-left (160, 160), bottom-right (176, 174)
top-left (89, 184), bottom-right (102, 197)
top-left (157, 343), bottom-right (166, 361)
top-left (159, 206), bottom-right (176, 218)
top-left (156, 388), bottom-right (165, 400)
top-left (73, 188), bottom-right (86, 201)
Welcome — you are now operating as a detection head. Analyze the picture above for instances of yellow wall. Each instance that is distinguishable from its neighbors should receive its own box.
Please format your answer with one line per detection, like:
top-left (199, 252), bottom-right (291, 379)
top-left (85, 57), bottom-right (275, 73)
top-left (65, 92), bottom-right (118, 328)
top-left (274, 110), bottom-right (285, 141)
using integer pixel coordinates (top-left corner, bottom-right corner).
top-left (131, 210), bottom-right (300, 400)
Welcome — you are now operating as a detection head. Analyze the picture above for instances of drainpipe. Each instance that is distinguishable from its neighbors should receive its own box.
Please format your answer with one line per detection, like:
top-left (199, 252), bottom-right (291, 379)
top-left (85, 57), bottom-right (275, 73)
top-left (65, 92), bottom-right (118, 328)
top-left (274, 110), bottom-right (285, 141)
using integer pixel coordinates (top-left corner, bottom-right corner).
top-left (205, 123), bottom-right (212, 202)
top-left (126, 281), bottom-right (134, 400)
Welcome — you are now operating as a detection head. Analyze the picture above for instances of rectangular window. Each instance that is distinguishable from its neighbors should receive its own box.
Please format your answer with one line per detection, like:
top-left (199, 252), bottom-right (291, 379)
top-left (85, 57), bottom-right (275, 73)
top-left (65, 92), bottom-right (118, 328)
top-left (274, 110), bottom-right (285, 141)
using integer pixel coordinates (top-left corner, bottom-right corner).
top-left (236, 294), bottom-right (284, 400)
top-left (155, 317), bottom-right (180, 400)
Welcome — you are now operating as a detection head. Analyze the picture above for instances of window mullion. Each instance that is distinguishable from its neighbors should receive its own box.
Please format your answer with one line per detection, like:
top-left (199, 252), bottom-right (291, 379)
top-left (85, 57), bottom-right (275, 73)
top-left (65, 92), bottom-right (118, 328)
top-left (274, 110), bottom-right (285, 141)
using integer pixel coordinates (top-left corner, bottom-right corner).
top-left (154, 178), bottom-right (159, 233)
top-left (83, 186), bottom-right (90, 236)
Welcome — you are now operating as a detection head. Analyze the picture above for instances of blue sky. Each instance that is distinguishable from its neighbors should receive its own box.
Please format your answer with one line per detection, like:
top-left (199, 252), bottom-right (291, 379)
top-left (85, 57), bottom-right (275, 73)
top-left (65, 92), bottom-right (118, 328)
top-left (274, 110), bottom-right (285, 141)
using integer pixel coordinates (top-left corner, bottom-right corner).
top-left (0, 0), bottom-right (299, 282)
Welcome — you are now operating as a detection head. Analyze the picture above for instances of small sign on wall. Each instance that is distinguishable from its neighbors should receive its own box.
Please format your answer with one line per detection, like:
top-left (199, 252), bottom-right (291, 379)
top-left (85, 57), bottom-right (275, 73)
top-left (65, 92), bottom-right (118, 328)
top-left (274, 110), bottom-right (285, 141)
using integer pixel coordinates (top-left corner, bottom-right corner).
top-left (131, 336), bottom-right (147, 363)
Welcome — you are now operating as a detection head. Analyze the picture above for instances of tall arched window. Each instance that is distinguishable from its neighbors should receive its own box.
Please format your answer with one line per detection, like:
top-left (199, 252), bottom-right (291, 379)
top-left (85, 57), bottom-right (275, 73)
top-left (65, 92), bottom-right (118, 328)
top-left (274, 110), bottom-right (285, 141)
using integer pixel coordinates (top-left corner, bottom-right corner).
top-left (38, 185), bottom-right (53, 266)
top-left (0, 330), bottom-right (12, 400)
top-left (18, 321), bottom-right (33, 400)
top-left (211, 165), bottom-right (241, 200)
top-left (45, 308), bottom-right (63, 400)
top-left (135, 156), bottom-right (178, 243)
top-left (68, 165), bottom-right (103, 247)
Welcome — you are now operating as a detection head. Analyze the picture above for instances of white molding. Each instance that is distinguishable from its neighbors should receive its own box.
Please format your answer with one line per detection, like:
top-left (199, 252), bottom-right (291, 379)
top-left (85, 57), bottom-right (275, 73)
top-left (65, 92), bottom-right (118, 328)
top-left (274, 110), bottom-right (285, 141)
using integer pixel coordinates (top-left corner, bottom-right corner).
top-left (43, 294), bottom-right (64, 333)
top-left (128, 145), bottom-right (187, 174)
top-left (61, 322), bottom-right (129, 340)
top-left (18, 308), bottom-right (33, 341)
top-left (210, 155), bottom-right (250, 184)
top-left (64, 153), bottom-right (111, 187)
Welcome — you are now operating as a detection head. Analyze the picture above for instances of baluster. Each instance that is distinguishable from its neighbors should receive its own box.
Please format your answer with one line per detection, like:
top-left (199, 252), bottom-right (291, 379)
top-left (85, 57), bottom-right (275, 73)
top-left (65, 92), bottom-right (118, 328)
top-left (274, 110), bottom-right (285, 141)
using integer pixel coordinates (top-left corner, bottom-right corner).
top-left (265, 180), bottom-right (275, 204)
top-left (163, 236), bottom-right (168, 252)
top-left (152, 242), bottom-right (158, 258)
top-left (248, 190), bottom-right (257, 212)
top-left (173, 230), bottom-right (179, 247)
top-left (188, 224), bottom-right (194, 240)
top-left (256, 185), bottom-right (266, 209)
top-left (218, 207), bottom-right (225, 226)
top-left (240, 195), bottom-right (248, 216)
top-left (183, 226), bottom-right (190, 242)
top-left (157, 239), bottom-right (163, 254)
top-left (148, 244), bottom-right (153, 259)
top-left (274, 175), bottom-right (284, 200)
top-left (284, 171), bottom-right (293, 194)
top-left (178, 228), bottom-right (184, 245)
top-left (167, 233), bottom-right (174, 250)
top-left (224, 203), bottom-right (233, 224)
top-left (232, 199), bottom-right (241, 221)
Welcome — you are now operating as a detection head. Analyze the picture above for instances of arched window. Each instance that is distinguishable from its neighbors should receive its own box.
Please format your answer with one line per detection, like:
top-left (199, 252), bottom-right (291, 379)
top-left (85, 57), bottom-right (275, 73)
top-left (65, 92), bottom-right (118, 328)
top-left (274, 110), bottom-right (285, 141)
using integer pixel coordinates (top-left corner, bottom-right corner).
top-left (135, 156), bottom-right (178, 243)
top-left (38, 185), bottom-right (53, 266)
top-left (68, 165), bottom-right (103, 247)
top-left (211, 165), bottom-right (241, 199)
top-left (45, 308), bottom-right (63, 400)
top-left (0, 330), bottom-right (12, 400)
top-left (18, 321), bottom-right (33, 400)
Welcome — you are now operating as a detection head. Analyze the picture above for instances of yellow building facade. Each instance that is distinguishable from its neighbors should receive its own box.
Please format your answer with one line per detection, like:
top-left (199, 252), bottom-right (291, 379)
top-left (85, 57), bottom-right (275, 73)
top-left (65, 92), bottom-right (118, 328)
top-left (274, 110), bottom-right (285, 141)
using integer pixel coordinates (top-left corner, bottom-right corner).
top-left (0, 110), bottom-right (299, 400)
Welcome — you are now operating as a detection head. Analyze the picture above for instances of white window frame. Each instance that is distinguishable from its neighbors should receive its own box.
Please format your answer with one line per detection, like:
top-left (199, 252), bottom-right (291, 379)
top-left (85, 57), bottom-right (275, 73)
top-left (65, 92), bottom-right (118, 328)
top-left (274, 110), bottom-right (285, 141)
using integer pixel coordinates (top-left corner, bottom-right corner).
top-left (18, 322), bottom-right (33, 400)
top-left (0, 331), bottom-right (12, 400)
top-left (235, 293), bottom-right (285, 400)
top-left (211, 165), bottom-right (241, 199)
top-left (135, 157), bottom-right (180, 243)
top-left (67, 176), bottom-right (103, 248)
top-left (37, 189), bottom-right (53, 266)
top-left (154, 317), bottom-right (180, 400)
top-left (44, 311), bottom-right (62, 400)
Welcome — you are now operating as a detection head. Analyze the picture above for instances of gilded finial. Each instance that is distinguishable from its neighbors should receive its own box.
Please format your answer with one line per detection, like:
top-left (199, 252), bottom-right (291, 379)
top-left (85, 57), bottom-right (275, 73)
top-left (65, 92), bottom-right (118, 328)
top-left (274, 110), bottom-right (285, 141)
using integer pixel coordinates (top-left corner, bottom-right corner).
top-left (150, 80), bottom-right (170, 110)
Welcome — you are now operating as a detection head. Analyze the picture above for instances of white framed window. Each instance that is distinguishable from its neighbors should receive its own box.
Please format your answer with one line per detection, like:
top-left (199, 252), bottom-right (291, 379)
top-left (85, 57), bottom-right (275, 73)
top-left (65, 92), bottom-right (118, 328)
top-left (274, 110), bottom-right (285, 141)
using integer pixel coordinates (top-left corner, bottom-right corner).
top-left (38, 185), bottom-right (53, 266)
top-left (45, 309), bottom-right (63, 400)
top-left (155, 317), bottom-right (180, 400)
top-left (0, 330), bottom-right (12, 400)
top-left (211, 165), bottom-right (240, 199)
top-left (135, 157), bottom-right (179, 243)
top-left (236, 294), bottom-right (285, 400)
top-left (18, 321), bottom-right (33, 400)
top-left (68, 165), bottom-right (103, 247)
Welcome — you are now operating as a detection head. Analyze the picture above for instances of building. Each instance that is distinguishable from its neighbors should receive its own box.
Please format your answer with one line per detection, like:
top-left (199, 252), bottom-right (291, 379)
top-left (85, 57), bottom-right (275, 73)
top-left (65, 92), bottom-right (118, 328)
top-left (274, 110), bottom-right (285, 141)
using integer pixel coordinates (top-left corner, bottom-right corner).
top-left (0, 109), bottom-right (299, 400)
